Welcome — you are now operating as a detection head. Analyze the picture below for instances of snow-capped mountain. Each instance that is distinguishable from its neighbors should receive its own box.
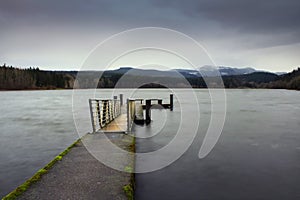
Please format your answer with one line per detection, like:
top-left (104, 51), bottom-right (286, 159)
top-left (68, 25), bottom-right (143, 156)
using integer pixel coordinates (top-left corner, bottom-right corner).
top-left (198, 66), bottom-right (260, 77)
top-left (110, 66), bottom-right (283, 78)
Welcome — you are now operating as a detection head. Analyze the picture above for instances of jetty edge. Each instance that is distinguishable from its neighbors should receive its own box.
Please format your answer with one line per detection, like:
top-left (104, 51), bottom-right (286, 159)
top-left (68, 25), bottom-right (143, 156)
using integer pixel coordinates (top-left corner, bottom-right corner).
top-left (2, 137), bottom-right (81, 200)
top-left (123, 136), bottom-right (135, 200)
top-left (2, 133), bottom-right (136, 200)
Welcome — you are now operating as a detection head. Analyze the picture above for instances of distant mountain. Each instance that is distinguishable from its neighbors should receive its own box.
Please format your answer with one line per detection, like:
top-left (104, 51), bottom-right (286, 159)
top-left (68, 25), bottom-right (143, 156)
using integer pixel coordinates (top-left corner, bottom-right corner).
top-left (102, 66), bottom-right (274, 78)
top-left (173, 66), bottom-right (270, 77)
top-left (222, 72), bottom-right (279, 88)
top-left (107, 67), bottom-right (180, 77)
top-left (275, 72), bottom-right (287, 76)
top-left (172, 69), bottom-right (200, 78)
top-left (1, 64), bottom-right (298, 90)
top-left (197, 65), bottom-right (261, 76)
top-left (264, 68), bottom-right (300, 90)
top-left (78, 66), bottom-right (281, 79)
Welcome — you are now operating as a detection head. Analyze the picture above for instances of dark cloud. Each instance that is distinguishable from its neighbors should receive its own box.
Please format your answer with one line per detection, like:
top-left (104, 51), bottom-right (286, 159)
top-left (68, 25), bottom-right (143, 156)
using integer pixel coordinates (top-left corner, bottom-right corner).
top-left (0, 0), bottom-right (299, 70)
top-left (2, 0), bottom-right (299, 34)
top-left (148, 0), bottom-right (300, 48)
top-left (153, 0), bottom-right (300, 32)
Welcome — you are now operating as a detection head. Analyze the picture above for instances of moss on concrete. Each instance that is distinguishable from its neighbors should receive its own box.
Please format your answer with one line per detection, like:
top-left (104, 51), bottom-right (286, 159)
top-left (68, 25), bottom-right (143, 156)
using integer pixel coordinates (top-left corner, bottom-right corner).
top-left (123, 135), bottom-right (135, 200)
top-left (123, 183), bottom-right (134, 200)
top-left (2, 138), bottom-right (81, 200)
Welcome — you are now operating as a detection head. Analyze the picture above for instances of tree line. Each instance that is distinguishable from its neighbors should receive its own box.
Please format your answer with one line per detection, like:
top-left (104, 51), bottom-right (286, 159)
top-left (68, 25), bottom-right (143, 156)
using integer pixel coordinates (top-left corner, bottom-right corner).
top-left (0, 64), bottom-right (299, 90)
top-left (0, 64), bottom-right (74, 90)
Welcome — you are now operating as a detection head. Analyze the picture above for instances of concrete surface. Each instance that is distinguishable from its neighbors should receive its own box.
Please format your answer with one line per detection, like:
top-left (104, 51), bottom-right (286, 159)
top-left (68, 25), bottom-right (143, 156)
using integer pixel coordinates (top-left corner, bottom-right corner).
top-left (17, 133), bottom-right (134, 200)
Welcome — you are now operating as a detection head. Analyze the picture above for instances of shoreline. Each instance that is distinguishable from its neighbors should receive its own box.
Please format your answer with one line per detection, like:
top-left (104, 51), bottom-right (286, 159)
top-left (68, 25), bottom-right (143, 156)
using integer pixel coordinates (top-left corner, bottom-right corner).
top-left (0, 88), bottom-right (299, 91)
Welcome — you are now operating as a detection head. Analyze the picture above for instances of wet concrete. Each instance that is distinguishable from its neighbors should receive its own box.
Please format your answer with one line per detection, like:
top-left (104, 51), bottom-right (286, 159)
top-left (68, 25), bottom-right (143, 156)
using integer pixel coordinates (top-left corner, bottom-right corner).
top-left (16, 133), bottom-right (134, 200)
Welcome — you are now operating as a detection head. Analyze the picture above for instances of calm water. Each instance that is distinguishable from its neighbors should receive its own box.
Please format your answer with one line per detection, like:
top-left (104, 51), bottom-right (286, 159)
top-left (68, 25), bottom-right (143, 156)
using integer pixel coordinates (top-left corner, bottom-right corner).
top-left (135, 89), bottom-right (300, 200)
top-left (0, 89), bottom-right (299, 199)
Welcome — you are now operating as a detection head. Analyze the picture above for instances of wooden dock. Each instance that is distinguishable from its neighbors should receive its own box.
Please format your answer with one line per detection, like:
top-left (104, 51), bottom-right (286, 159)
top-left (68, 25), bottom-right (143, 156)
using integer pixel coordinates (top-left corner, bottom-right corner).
top-left (89, 94), bottom-right (174, 133)
top-left (101, 113), bottom-right (127, 132)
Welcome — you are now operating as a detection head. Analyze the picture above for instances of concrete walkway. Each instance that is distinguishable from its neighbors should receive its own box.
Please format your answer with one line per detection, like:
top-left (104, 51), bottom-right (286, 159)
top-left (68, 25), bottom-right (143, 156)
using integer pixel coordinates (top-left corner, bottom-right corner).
top-left (17, 133), bottom-right (134, 200)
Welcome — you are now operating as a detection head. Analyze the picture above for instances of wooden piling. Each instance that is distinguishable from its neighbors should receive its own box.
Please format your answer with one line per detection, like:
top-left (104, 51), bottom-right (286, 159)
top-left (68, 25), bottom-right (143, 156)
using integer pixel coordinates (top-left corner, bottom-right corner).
top-left (170, 94), bottom-right (173, 111)
top-left (145, 99), bottom-right (151, 123)
top-left (88, 99), bottom-right (96, 133)
top-left (120, 94), bottom-right (123, 106)
top-left (158, 99), bottom-right (162, 105)
top-left (127, 99), bottom-right (130, 133)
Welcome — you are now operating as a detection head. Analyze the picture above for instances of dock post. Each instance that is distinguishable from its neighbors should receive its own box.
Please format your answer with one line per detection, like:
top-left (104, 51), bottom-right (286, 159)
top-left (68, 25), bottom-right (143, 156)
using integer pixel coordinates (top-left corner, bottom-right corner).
top-left (88, 99), bottom-right (96, 133)
top-left (145, 99), bottom-right (151, 124)
top-left (127, 98), bottom-right (130, 133)
top-left (120, 94), bottom-right (123, 106)
top-left (170, 94), bottom-right (173, 111)
top-left (113, 96), bottom-right (117, 119)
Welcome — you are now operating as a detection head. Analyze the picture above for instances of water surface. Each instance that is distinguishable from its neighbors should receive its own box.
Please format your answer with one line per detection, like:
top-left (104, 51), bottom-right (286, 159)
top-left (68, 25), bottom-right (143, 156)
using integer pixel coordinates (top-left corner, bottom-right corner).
top-left (135, 89), bottom-right (300, 200)
top-left (0, 89), bottom-right (299, 199)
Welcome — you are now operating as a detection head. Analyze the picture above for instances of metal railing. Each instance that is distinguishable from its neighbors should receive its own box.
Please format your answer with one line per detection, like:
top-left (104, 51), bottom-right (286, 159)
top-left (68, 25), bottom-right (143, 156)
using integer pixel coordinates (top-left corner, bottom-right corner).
top-left (89, 99), bottom-right (121, 133)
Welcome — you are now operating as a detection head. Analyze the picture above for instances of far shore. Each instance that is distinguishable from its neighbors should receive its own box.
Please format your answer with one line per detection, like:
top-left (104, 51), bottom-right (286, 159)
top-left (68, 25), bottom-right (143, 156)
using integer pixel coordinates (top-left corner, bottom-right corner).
top-left (0, 87), bottom-right (299, 92)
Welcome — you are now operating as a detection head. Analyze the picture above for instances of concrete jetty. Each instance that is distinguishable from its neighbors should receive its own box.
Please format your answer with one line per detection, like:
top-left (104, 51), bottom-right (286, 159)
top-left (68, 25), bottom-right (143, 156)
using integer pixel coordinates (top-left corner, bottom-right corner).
top-left (12, 133), bottom-right (134, 200)
top-left (4, 94), bottom-right (174, 200)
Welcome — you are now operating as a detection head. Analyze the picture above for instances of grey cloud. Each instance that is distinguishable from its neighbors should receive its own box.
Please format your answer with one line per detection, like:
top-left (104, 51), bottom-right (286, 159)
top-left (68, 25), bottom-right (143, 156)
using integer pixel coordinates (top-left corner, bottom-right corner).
top-left (1, 0), bottom-right (299, 33)
top-left (149, 0), bottom-right (300, 48)
top-left (0, 0), bottom-right (299, 70)
top-left (154, 0), bottom-right (300, 33)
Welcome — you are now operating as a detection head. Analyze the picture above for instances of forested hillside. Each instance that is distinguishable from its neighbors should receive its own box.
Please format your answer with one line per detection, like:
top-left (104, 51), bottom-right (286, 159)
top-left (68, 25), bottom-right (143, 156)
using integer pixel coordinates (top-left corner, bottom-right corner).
top-left (0, 64), bottom-right (299, 90)
top-left (0, 64), bottom-right (74, 90)
top-left (264, 68), bottom-right (300, 90)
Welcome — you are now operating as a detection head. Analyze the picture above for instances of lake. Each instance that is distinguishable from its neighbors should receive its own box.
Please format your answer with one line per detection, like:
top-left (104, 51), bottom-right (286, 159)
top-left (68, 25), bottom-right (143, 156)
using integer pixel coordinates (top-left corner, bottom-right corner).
top-left (0, 89), bottom-right (299, 199)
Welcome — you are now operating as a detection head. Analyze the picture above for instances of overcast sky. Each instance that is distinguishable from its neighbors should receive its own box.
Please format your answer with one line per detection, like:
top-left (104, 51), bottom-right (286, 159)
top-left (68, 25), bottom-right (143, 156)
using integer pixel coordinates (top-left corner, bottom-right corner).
top-left (0, 0), bottom-right (299, 72)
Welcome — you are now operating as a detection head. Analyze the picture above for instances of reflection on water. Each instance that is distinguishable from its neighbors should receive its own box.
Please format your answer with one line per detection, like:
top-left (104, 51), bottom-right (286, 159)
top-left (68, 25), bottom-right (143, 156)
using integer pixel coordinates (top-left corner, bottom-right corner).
top-left (0, 89), bottom-right (299, 199)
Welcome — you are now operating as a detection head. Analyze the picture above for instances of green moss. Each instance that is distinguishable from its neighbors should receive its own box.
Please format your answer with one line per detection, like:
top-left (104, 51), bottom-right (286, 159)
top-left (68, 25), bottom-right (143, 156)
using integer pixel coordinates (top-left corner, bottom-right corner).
top-left (123, 134), bottom-right (135, 200)
top-left (2, 138), bottom-right (81, 200)
top-left (128, 135), bottom-right (136, 153)
top-left (37, 169), bottom-right (47, 174)
top-left (123, 183), bottom-right (134, 200)
top-left (124, 166), bottom-right (133, 173)
top-left (55, 155), bottom-right (62, 161)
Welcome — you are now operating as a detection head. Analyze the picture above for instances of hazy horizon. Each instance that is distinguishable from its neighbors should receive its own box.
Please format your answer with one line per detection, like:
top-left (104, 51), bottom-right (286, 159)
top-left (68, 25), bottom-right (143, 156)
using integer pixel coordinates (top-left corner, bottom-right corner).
top-left (0, 63), bottom-right (295, 73)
